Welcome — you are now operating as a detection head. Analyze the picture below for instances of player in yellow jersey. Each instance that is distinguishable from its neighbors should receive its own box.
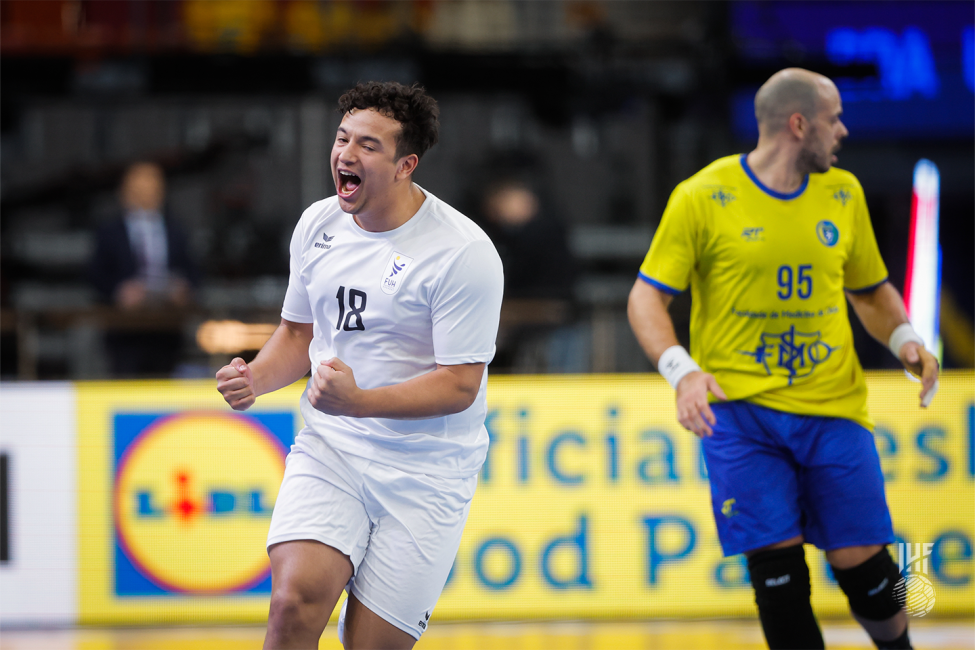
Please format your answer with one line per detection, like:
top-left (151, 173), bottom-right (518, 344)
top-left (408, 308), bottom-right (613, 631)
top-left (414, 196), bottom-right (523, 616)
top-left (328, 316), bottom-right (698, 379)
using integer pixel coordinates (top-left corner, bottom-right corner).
top-left (628, 69), bottom-right (939, 650)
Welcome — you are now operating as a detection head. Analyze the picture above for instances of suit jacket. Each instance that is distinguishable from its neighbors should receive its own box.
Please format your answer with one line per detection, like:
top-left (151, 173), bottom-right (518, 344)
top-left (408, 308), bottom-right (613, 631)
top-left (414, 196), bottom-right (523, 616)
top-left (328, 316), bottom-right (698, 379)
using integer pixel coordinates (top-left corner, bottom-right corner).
top-left (89, 213), bottom-right (201, 304)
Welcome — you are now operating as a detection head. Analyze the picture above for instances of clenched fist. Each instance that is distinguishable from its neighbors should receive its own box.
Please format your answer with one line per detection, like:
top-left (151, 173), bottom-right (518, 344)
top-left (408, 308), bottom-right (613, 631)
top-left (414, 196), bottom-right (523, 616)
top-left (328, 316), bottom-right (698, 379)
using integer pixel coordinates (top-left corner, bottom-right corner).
top-left (308, 357), bottom-right (364, 416)
top-left (216, 357), bottom-right (255, 411)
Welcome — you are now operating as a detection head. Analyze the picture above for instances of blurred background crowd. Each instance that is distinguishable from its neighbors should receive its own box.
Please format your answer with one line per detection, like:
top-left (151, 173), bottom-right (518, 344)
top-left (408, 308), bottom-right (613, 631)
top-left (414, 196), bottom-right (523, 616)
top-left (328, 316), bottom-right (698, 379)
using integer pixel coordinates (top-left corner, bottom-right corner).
top-left (1, 0), bottom-right (972, 380)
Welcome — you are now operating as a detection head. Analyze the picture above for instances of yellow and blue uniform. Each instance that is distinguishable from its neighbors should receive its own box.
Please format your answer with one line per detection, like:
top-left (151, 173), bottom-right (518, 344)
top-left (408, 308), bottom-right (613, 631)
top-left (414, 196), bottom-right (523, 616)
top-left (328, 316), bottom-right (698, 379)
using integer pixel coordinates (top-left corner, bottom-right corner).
top-left (639, 154), bottom-right (893, 555)
top-left (640, 154), bottom-right (888, 429)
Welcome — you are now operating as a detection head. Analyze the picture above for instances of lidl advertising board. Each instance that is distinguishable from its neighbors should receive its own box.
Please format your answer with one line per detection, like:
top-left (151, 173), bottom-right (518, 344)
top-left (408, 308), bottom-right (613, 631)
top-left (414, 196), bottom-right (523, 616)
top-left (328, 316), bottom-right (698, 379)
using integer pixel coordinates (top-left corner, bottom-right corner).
top-left (4, 372), bottom-right (971, 624)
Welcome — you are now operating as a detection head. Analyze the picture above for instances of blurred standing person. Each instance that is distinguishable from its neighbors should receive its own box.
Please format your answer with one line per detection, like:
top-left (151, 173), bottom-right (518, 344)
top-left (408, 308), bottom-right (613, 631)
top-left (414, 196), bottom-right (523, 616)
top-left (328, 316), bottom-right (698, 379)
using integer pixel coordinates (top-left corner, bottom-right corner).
top-left (90, 162), bottom-right (200, 376)
top-left (480, 177), bottom-right (581, 371)
top-left (628, 69), bottom-right (938, 649)
top-left (481, 177), bottom-right (575, 301)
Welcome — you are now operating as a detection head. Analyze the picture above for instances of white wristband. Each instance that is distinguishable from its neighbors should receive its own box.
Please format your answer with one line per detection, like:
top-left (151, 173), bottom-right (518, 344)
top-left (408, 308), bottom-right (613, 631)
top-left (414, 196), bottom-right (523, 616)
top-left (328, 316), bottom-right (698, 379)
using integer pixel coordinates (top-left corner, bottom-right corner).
top-left (888, 323), bottom-right (925, 356)
top-left (658, 345), bottom-right (701, 390)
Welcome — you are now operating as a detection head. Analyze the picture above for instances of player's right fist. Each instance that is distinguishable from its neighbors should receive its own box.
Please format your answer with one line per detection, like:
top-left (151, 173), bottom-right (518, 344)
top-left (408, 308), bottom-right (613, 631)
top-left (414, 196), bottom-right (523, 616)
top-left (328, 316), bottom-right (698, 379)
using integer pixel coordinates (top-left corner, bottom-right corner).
top-left (216, 357), bottom-right (255, 411)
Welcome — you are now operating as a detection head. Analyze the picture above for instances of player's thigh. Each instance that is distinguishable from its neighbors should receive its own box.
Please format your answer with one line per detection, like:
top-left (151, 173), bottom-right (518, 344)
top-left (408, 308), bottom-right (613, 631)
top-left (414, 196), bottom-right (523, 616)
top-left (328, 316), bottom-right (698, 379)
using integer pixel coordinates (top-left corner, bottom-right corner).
top-left (268, 539), bottom-right (352, 610)
top-left (344, 593), bottom-right (416, 650)
top-left (797, 418), bottom-right (893, 551)
top-left (350, 469), bottom-right (477, 641)
top-left (267, 445), bottom-right (373, 571)
top-left (704, 402), bottom-right (804, 556)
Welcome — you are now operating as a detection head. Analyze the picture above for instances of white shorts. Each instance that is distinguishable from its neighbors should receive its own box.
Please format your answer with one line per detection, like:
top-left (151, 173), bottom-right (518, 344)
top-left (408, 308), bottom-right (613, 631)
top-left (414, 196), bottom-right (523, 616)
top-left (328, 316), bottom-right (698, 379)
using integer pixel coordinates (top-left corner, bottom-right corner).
top-left (266, 430), bottom-right (477, 639)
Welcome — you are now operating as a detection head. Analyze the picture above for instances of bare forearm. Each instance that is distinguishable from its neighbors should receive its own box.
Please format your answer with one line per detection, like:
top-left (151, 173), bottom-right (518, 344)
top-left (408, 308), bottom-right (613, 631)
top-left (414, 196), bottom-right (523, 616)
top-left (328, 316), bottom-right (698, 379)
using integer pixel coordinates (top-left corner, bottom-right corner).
top-left (846, 282), bottom-right (909, 347)
top-left (357, 364), bottom-right (483, 418)
top-left (310, 359), bottom-right (485, 420)
top-left (627, 279), bottom-right (680, 367)
top-left (250, 320), bottom-right (313, 397)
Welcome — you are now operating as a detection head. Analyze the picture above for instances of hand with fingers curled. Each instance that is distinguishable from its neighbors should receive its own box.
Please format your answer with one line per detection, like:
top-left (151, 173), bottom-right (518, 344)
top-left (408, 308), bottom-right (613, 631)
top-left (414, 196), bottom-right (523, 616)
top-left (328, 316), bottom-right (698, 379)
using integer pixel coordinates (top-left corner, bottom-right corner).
top-left (675, 370), bottom-right (728, 438)
top-left (216, 357), bottom-right (256, 411)
top-left (898, 341), bottom-right (940, 408)
top-left (308, 357), bottom-right (363, 417)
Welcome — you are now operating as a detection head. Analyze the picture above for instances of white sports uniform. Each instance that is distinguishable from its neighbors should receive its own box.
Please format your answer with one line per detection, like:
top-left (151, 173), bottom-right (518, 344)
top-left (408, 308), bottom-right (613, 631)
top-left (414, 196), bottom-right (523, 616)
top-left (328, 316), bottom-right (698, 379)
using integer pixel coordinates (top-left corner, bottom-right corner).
top-left (266, 186), bottom-right (504, 639)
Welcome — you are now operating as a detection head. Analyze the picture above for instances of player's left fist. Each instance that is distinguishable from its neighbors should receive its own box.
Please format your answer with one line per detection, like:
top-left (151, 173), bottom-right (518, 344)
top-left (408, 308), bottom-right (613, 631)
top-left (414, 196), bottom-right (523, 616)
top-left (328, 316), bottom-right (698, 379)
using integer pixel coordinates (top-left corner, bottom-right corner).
top-left (899, 341), bottom-right (940, 407)
top-left (309, 357), bottom-right (362, 416)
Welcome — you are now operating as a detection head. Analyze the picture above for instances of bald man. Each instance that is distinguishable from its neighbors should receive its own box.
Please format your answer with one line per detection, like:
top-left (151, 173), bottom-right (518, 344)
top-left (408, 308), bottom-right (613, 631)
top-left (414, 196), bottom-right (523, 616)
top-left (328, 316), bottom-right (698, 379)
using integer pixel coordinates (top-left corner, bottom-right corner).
top-left (628, 69), bottom-right (937, 649)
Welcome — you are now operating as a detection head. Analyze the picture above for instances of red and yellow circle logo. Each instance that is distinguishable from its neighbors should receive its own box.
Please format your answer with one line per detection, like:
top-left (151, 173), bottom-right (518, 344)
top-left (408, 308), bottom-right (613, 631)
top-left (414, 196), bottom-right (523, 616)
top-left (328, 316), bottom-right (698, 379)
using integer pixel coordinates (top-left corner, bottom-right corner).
top-left (114, 412), bottom-right (287, 594)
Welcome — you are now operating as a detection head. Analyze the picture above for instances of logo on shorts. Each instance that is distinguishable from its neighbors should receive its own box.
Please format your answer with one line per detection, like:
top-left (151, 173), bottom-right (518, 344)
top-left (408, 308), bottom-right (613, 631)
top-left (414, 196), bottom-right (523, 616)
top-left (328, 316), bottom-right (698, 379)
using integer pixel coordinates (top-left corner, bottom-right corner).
top-left (816, 220), bottom-right (839, 247)
top-left (895, 543), bottom-right (937, 616)
top-left (721, 498), bottom-right (738, 518)
top-left (113, 411), bottom-right (292, 595)
top-left (380, 252), bottom-right (415, 295)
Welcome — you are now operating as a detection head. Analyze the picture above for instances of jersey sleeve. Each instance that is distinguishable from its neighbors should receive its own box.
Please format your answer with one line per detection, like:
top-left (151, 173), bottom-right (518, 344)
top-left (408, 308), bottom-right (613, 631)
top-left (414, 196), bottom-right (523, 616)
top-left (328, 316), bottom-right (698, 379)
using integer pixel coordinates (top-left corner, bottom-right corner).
top-left (638, 183), bottom-right (699, 294)
top-left (280, 215), bottom-right (315, 323)
top-left (843, 182), bottom-right (889, 293)
top-left (430, 239), bottom-right (504, 365)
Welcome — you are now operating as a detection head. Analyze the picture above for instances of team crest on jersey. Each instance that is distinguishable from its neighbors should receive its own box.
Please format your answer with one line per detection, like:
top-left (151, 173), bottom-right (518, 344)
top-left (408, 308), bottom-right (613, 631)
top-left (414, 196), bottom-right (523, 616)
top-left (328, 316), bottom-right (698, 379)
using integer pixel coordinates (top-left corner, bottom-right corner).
top-left (380, 252), bottom-right (415, 295)
top-left (816, 220), bottom-right (840, 247)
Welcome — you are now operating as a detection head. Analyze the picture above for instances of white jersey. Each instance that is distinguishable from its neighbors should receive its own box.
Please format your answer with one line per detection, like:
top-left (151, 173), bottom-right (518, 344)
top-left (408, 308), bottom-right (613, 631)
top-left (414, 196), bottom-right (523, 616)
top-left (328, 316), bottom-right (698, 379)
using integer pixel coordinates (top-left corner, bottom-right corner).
top-left (281, 186), bottom-right (504, 479)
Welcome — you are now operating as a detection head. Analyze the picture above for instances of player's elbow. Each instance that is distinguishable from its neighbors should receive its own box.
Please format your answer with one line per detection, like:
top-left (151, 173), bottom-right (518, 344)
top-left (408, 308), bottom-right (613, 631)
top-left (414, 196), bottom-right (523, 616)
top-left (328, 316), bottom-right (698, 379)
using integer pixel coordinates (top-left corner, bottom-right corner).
top-left (439, 363), bottom-right (485, 414)
top-left (452, 377), bottom-right (482, 413)
top-left (452, 388), bottom-right (479, 414)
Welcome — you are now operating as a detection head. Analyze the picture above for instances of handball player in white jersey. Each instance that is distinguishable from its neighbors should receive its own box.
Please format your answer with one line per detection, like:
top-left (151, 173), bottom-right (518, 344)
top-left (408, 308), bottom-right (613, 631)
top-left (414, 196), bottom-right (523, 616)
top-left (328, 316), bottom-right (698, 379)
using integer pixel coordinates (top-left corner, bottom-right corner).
top-left (216, 81), bottom-right (503, 650)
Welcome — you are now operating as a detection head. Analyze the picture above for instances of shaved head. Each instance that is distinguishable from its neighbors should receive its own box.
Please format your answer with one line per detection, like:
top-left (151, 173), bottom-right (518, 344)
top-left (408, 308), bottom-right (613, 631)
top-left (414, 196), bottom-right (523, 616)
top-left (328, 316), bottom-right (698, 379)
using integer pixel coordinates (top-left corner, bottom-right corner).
top-left (754, 68), bottom-right (836, 136)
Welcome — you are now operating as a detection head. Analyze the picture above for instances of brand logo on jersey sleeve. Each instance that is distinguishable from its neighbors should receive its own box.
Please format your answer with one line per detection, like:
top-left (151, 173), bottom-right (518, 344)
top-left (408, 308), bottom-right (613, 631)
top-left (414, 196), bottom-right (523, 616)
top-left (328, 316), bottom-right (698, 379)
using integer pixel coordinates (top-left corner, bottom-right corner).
top-left (828, 184), bottom-right (854, 206)
top-left (380, 252), bottom-right (415, 295)
top-left (816, 220), bottom-right (840, 247)
top-left (704, 185), bottom-right (737, 207)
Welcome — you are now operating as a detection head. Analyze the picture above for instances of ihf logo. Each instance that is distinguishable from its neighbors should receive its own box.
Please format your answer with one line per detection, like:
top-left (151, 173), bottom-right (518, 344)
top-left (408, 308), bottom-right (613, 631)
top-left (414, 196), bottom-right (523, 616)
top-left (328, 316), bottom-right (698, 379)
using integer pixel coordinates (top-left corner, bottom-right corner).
top-left (894, 543), bottom-right (936, 616)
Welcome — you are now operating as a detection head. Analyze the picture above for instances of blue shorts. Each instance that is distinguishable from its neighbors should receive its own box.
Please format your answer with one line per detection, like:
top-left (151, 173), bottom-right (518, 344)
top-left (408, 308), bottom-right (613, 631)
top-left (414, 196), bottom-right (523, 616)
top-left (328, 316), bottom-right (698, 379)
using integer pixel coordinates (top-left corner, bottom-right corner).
top-left (702, 401), bottom-right (894, 557)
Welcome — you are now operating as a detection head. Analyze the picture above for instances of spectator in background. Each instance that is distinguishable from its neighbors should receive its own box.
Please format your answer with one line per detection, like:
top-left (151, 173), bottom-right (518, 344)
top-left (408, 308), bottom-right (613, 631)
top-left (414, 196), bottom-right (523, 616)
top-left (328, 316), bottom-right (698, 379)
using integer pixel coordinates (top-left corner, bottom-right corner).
top-left (89, 162), bottom-right (200, 377)
top-left (480, 177), bottom-right (575, 300)
top-left (479, 177), bottom-right (583, 372)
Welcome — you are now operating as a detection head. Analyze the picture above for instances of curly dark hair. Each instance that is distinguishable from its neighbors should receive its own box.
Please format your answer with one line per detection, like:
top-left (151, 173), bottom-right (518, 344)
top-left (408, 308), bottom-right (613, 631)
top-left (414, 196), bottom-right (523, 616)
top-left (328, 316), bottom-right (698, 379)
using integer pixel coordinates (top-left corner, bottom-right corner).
top-left (337, 81), bottom-right (440, 161)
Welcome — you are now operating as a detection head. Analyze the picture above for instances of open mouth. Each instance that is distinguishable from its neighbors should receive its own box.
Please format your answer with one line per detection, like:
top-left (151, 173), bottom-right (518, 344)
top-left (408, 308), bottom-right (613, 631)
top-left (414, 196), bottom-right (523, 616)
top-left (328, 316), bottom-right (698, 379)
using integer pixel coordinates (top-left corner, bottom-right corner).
top-left (337, 170), bottom-right (361, 198)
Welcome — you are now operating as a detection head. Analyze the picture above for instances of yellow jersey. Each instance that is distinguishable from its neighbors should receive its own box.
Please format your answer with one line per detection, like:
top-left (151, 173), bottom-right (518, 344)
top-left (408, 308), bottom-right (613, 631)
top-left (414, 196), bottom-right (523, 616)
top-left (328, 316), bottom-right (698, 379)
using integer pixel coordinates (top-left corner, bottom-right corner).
top-left (639, 154), bottom-right (888, 429)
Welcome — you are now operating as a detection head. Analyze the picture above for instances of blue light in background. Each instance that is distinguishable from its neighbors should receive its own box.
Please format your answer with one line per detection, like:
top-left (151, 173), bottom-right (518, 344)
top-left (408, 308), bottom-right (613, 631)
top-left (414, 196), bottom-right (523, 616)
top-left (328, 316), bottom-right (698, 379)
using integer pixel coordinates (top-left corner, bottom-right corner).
top-left (731, 1), bottom-right (974, 141)
top-left (826, 27), bottom-right (939, 100)
top-left (964, 26), bottom-right (974, 92)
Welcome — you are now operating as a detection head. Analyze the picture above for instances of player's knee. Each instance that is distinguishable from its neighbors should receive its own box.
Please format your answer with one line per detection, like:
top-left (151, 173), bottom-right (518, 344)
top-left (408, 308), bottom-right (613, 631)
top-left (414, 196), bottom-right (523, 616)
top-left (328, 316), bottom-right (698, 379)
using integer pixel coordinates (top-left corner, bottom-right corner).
top-left (748, 545), bottom-right (824, 650)
top-left (267, 588), bottom-right (320, 634)
top-left (832, 547), bottom-right (904, 621)
top-left (748, 544), bottom-right (812, 607)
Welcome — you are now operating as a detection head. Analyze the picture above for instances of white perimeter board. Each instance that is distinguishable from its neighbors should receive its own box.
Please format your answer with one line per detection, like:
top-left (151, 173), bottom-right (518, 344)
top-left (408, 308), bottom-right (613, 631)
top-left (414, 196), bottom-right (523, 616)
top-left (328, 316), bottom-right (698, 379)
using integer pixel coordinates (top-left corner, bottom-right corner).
top-left (0, 382), bottom-right (77, 625)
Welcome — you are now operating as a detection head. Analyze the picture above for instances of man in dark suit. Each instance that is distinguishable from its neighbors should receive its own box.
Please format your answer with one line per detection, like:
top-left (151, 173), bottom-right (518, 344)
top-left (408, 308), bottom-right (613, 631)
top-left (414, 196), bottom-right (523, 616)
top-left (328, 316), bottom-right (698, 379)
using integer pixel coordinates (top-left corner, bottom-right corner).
top-left (89, 162), bottom-right (200, 377)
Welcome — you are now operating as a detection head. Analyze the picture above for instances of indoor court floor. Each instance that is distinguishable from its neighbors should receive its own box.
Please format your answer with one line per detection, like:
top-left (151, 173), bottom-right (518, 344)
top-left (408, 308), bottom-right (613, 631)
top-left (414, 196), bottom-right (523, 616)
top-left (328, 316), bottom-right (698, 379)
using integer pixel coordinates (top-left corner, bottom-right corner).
top-left (2, 619), bottom-right (973, 650)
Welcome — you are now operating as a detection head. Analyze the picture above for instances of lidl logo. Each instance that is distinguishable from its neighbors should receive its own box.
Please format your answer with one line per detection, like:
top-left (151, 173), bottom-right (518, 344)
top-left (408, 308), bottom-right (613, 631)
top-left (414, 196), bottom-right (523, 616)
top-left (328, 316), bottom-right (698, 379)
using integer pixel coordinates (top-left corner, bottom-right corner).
top-left (113, 411), bottom-right (293, 596)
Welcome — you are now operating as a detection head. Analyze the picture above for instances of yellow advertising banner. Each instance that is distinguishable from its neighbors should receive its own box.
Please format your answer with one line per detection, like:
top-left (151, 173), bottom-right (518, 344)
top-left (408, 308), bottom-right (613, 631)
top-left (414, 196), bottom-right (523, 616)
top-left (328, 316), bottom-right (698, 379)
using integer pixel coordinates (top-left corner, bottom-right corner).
top-left (77, 380), bottom-right (304, 624)
top-left (436, 372), bottom-right (974, 620)
top-left (77, 372), bottom-right (973, 624)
